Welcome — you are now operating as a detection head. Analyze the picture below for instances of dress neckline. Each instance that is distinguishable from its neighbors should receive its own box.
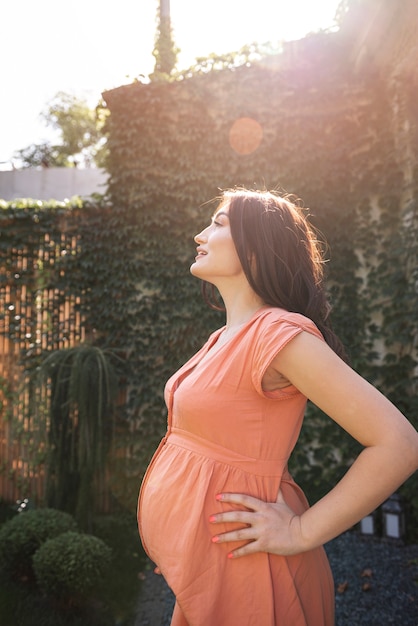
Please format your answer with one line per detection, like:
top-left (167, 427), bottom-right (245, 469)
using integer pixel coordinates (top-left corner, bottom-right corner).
top-left (166, 306), bottom-right (281, 426)
top-left (190, 305), bottom-right (270, 371)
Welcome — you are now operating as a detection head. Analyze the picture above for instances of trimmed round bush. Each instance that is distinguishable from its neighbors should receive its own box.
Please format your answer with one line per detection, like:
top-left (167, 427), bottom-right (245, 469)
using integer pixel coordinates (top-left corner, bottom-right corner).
top-left (33, 531), bottom-right (112, 600)
top-left (0, 508), bottom-right (77, 581)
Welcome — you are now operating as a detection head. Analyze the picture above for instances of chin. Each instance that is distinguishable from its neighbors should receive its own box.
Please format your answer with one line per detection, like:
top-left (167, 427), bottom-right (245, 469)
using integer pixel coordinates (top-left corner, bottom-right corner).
top-left (190, 262), bottom-right (201, 277)
top-left (190, 263), bottom-right (199, 276)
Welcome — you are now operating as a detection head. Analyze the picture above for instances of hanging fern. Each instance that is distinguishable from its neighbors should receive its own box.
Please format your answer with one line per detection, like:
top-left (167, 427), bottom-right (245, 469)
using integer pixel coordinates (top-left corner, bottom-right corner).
top-left (32, 344), bottom-right (121, 529)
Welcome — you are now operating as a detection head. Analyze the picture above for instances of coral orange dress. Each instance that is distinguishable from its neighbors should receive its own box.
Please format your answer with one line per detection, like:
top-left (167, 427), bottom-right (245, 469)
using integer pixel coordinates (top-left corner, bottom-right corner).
top-left (138, 307), bottom-right (335, 626)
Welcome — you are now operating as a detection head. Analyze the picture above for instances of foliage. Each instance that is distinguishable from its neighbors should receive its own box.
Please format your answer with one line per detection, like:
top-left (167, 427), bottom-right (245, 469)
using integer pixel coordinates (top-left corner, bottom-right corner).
top-left (31, 344), bottom-right (122, 530)
top-left (92, 512), bottom-right (146, 620)
top-left (334, 0), bottom-right (355, 23)
top-left (101, 14), bottom-right (418, 536)
top-left (1, 2), bottom-right (417, 538)
top-left (14, 92), bottom-right (108, 168)
top-left (0, 577), bottom-right (111, 626)
top-left (0, 497), bottom-right (17, 524)
top-left (33, 531), bottom-right (112, 601)
top-left (92, 511), bottom-right (145, 569)
top-left (171, 42), bottom-right (280, 82)
top-left (150, 2), bottom-right (179, 80)
top-left (0, 508), bottom-right (144, 625)
top-left (13, 142), bottom-right (70, 169)
top-left (0, 508), bottom-right (77, 582)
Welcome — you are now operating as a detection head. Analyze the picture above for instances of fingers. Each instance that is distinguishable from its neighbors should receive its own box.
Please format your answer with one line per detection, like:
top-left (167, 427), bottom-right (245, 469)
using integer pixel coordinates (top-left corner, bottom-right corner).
top-left (212, 528), bottom-right (263, 560)
top-left (210, 508), bottom-right (257, 527)
top-left (210, 492), bottom-right (268, 530)
top-left (209, 492), bottom-right (301, 559)
top-left (210, 493), bottom-right (267, 559)
top-left (211, 523), bottom-right (256, 545)
top-left (211, 523), bottom-right (262, 560)
top-left (215, 491), bottom-right (267, 510)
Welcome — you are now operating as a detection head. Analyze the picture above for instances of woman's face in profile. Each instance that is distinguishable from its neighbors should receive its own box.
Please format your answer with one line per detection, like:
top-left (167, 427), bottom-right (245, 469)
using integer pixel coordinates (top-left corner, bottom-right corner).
top-left (190, 203), bottom-right (244, 283)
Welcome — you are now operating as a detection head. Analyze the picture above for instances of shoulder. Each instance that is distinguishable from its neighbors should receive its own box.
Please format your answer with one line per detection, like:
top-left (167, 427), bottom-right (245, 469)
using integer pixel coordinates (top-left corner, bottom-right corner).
top-left (249, 307), bottom-right (323, 396)
top-left (250, 307), bottom-right (323, 379)
top-left (252, 306), bottom-right (323, 340)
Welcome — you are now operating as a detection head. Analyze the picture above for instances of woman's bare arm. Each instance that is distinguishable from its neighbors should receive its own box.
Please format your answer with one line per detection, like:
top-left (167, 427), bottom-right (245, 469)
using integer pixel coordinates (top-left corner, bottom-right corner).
top-left (210, 332), bottom-right (418, 557)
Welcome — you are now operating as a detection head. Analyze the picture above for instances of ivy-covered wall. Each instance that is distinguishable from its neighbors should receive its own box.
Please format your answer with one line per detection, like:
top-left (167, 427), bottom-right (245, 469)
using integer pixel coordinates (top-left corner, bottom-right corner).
top-left (1, 0), bottom-right (417, 535)
top-left (100, 2), bottom-right (418, 526)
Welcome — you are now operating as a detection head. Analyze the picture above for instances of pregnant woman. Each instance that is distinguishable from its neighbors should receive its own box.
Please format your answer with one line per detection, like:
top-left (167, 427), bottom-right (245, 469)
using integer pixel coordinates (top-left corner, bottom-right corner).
top-left (138, 188), bottom-right (418, 626)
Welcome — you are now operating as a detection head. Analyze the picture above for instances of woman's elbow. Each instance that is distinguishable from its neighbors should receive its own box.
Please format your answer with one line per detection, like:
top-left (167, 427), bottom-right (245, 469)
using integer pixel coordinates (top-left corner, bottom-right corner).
top-left (399, 426), bottom-right (418, 476)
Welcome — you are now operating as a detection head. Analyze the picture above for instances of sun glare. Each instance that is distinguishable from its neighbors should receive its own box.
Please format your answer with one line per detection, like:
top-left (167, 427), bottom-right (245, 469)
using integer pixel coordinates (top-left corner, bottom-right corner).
top-left (0, 0), bottom-right (341, 165)
top-left (229, 118), bottom-right (264, 155)
top-left (172, 0), bottom-right (340, 69)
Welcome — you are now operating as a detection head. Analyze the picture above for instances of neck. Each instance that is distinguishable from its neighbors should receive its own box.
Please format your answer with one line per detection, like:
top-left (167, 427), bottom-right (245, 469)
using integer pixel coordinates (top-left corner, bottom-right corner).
top-left (217, 283), bottom-right (265, 330)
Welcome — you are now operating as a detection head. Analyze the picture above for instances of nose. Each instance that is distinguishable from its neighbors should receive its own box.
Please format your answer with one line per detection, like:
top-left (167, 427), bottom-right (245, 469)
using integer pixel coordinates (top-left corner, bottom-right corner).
top-left (194, 227), bottom-right (208, 244)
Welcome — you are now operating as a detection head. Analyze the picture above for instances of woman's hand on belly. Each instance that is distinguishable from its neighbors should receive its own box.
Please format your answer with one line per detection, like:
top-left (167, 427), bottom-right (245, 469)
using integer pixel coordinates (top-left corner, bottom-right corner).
top-left (209, 491), bottom-right (308, 558)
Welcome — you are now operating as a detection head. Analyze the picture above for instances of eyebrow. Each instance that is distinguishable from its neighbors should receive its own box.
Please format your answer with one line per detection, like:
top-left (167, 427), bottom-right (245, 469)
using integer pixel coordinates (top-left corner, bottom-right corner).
top-left (212, 210), bottom-right (229, 220)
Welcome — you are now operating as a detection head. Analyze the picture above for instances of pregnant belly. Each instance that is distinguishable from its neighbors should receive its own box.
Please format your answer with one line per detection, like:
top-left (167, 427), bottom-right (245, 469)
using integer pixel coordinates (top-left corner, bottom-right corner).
top-left (137, 429), bottom-right (293, 571)
top-left (137, 430), bottom-right (332, 626)
top-left (138, 436), bottom-right (225, 566)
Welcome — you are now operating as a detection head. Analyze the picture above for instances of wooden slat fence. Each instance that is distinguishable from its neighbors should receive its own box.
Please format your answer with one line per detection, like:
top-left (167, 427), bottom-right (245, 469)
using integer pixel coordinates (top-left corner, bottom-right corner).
top-left (0, 225), bottom-right (84, 506)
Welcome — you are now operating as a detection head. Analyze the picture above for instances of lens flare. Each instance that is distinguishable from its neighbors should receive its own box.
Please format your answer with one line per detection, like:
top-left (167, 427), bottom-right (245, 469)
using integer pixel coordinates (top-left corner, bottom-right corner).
top-left (229, 117), bottom-right (263, 155)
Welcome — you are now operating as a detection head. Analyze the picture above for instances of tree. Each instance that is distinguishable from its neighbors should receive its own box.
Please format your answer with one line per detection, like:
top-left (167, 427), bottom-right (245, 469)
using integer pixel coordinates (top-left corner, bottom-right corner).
top-left (14, 92), bottom-right (108, 169)
top-left (14, 142), bottom-right (69, 169)
top-left (150, 0), bottom-right (179, 80)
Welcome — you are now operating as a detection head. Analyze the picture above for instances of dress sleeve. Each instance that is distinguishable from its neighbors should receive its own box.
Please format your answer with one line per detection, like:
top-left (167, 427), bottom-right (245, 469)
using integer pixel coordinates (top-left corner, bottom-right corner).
top-left (251, 312), bottom-right (324, 397)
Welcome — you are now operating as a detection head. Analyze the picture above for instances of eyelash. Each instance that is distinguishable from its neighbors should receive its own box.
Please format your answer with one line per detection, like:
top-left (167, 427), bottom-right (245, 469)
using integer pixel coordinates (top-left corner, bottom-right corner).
top-left (213, 221), bottom-right (222, 227)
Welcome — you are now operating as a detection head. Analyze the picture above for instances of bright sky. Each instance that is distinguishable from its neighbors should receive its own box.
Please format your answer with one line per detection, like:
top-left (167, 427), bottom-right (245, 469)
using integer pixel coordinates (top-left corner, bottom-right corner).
top-left (0, 0), bottom-right (341, 168)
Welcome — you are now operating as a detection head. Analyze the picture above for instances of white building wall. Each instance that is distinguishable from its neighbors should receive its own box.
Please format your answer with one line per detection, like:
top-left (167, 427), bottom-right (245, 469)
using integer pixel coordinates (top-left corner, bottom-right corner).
top-left (0, 168), bottom-right (108, 201)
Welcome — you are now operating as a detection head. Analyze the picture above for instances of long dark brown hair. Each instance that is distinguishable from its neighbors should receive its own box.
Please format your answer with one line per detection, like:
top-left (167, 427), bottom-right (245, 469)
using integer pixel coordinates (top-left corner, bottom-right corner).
top-left (202, 188), bottom-right (346, 360)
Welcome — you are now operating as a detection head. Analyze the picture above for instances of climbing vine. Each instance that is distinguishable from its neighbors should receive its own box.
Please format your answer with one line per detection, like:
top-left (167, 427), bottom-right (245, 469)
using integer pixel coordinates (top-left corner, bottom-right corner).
top-left (1, 19), bottom-right (417, 536)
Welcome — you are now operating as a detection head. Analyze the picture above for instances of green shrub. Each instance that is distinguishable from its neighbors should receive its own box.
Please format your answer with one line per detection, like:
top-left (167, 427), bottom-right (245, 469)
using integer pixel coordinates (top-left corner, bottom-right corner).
top-left (0, 575), bottom-right (115, 626)
top-left (0, 508), bottom-right (77, 581)
top-left (92, 512), bottom-right (144, 561)
top-left (92, 513), bottom-right (146, 619)
top-left (33, 531), bottom-right (112, 601)
top-left (0, 498), bottom-right (17, 524)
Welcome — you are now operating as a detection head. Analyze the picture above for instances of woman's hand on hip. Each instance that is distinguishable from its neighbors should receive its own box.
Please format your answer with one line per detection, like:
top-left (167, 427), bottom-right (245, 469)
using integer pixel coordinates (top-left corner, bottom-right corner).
top-left (209, 491), bottom-right (307, 558)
